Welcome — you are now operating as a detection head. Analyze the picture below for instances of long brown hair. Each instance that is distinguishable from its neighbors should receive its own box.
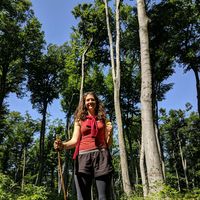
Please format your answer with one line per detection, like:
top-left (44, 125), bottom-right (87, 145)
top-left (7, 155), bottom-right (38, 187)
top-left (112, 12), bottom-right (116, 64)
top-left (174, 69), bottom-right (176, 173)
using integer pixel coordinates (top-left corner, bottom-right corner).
top-left (74, 91), bottom-right (106, 121)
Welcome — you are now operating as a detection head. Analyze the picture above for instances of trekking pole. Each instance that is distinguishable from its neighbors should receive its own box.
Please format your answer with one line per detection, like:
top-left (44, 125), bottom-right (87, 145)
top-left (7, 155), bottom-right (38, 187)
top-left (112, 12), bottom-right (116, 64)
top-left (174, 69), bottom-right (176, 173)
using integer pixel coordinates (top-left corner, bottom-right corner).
top-left (56, 135), bottom-right (67, 200)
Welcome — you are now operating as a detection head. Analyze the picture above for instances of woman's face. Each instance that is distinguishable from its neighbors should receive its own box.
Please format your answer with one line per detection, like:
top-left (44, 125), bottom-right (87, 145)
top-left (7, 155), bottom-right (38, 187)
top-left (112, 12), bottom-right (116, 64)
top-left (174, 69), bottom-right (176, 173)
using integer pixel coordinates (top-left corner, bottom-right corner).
top-left (85, 94), bottom-right (96, 114)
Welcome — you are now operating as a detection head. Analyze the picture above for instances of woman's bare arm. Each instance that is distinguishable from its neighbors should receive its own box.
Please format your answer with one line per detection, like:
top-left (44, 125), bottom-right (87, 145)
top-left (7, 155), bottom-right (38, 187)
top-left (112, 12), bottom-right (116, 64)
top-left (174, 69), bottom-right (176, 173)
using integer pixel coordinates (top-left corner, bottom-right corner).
top-left (54, 122), bottom-right (81, 150)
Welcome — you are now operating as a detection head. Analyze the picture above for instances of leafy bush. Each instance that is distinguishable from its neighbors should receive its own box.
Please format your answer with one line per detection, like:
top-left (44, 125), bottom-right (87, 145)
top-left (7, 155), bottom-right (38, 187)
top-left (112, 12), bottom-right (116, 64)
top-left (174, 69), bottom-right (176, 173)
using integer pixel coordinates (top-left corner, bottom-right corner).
top-left (120, 184), bottom-right (200, 200)
top-left (17, 184), bottom-right (48, 200)
top-left (0, 173), bottom-right (49, 200)
top-left (0, 173), bottom-right (17, 200)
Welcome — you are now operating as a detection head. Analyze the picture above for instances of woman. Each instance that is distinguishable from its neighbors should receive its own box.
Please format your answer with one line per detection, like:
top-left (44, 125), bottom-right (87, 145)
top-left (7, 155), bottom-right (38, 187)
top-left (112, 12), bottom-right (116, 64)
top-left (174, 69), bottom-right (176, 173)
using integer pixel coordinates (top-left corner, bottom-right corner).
top-left (54, 91), bottom-right (113, 200)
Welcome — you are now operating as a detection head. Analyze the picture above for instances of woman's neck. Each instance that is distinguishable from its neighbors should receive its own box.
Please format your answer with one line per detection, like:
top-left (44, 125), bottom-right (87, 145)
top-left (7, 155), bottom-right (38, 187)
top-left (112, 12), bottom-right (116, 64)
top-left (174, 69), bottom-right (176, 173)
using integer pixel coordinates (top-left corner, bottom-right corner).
top-left (87, 111), bottom-right (95, 116)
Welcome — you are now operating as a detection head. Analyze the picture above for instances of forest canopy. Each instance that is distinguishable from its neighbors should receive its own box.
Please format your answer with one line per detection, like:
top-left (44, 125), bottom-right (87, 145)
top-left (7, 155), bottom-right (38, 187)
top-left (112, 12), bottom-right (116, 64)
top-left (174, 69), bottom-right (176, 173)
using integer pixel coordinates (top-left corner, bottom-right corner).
top-left (0, 0), bottom-right (199, 199)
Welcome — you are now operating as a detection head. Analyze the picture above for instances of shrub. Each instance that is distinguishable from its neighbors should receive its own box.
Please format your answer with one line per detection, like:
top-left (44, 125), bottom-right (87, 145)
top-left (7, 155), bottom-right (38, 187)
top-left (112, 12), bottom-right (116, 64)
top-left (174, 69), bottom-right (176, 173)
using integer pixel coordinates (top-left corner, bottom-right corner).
top-left (17, 184), bottom-right (48, 200)
top-left (0, 173), bottom-right (17, 200)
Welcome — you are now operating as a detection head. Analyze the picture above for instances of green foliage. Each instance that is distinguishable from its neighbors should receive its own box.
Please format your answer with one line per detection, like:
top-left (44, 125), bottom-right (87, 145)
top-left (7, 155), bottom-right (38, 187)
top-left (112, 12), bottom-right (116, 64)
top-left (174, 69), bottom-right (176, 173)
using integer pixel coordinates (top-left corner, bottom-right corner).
top-left (17, 184), bottom-right (48, 200)
top-left (0, 173), bottom-right (48, 200)
top-left (27, 44), bottom-right (65, 112)
top-left (149, 0), bottom-right (200, 114)
top-left (72, 1), bottom-right (108, 46)
top-left (159, 108), bottom-right (200, 190)
top-left (0, 173), bottom-right (16, 200)
top-left (0, 111), bottom-right (39, 175)
top-left (0, 0), bottom-right (45, 113)
top-left (1, 0), bottom-right (200, 199)
top-left (157, 185), bottom-right (200, 200)
top-left (119, 185), bottom-right (200, 199)
top-left (1, 171), bottom-right (199, 200)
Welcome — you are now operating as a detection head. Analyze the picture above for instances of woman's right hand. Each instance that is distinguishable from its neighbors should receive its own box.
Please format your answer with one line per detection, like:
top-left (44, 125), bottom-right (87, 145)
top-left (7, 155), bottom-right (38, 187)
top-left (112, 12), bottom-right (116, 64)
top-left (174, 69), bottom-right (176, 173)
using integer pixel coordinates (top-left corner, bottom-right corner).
top-left (54, 139), bottom-right (64, 151)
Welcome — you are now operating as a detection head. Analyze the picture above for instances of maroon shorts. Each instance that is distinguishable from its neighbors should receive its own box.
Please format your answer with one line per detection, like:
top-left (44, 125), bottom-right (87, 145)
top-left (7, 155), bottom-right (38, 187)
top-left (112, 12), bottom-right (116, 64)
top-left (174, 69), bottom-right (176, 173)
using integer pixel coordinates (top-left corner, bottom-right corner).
top-left (75, 148), bottom-right (113, 177)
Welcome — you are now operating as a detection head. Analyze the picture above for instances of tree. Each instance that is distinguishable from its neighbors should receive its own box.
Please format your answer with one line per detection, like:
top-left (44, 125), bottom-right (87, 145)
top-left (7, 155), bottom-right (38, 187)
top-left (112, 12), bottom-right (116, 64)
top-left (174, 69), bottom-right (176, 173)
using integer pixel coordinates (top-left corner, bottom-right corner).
top-left (59, 14), bottom-right (112, 195)
top-left (60, 1), bottom-right (113, 128)
top-left (173, 0), bottom-right (200, 115)
top-left (136, 0), bottom-right (164, 194)
top-left (0, 0), bottom-right (44, 117)
top-left (103, 0), bottom-right (132, 195)
top-left (159, 106), bottom-right (200, 191)
top-left (0, 112), bottom-right (39, 181)
top-left (148, 0), bottom-right (200, 115)
top-left (27, 44), bottom-right (65, 185)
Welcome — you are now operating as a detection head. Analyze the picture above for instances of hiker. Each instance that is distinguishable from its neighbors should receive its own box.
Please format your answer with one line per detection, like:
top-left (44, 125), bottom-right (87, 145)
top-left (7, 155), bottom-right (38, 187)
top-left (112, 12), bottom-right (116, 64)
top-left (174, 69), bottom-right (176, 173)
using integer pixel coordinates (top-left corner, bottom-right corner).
top-left (54, 91), bottom-right (114, 200)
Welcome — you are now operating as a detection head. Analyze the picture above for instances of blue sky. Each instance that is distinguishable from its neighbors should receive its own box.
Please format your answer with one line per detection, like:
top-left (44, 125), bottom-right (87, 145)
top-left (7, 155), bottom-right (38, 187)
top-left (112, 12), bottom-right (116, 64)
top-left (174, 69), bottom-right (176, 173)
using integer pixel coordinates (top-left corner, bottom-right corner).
top-left (30, 0), bottom-right (93, 45)
top-left (8, 0), bottom-right (197, 120)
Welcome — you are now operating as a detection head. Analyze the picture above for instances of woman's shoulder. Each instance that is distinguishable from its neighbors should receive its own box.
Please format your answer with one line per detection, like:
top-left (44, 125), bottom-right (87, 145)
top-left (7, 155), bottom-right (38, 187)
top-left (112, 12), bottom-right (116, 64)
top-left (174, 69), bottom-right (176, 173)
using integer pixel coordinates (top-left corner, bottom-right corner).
top-left (75, 119), bottom-right (82, 127)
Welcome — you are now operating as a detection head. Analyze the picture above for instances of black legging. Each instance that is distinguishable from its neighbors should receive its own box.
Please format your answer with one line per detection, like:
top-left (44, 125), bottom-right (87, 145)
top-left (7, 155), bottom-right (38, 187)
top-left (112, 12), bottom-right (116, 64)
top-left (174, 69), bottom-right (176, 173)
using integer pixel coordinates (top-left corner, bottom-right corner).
top-left (74, 173), bottom-right (112, 200)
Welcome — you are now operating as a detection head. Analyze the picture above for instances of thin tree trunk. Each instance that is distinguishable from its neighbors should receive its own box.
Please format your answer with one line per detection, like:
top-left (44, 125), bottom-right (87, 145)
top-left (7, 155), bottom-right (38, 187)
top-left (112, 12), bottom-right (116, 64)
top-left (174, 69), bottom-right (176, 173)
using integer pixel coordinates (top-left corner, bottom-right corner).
top-left (125, 111), bottom-right (135, 186)
top-left (177, 133), bottom-right (189, 189)
top-left (126, 127), bottom-right (135, 186)
top-left (135, 165), bottom-right (139, 185)
top-left (50, 166), bottom-right (55, 189)
top-left (136, 0), bottom-right (163, 194)
top-left (61, 93), bottom-right (76, 195)
top-left (155, 124), bottom-right (165, 180)
top-left (155, 96), bottom-right (165, 179)
top-left (79, 37), bottom-right (93, 100)
top-left (37, 101), bottom-right (48, 185)
top-left (15, 149), bottom-right (23, 182)
top-left (115, 0), bottom-right (132, 194)
top-left (192, 67), bottom-right (200, 116)
top-left (0, 65), bottom-right (8, 116)
top-left (192, 168), bottom-right (195, 189)
top-left (175, 166), bottom-right (181, 192)
top-left (103, 0), bottom-right (132, 195)
top-left (172, 150), bottom-right (181, 191)
top-left (139, 133), bottom-right (148, 197)
top-left (79, 37), bottom-right (93, 198)
top-left (21, 148), bottom-right (26, 191)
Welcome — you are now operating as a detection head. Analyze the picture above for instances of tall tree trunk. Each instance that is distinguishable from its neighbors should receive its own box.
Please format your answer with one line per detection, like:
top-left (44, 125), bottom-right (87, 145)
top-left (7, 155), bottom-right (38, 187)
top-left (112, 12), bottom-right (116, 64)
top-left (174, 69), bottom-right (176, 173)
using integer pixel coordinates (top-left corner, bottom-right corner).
top-left (192, 168), bottom-right (195, 189)
top-left (136, 0), bottom-right (163, 194)
top-left (0, 65), bottom-right (8, 116)
top-left (79, 37), bottom-right (93, 100)
top-left (61, 93), bottom-right (76, 195)
top-left (21, 148), bottom-right (26, 191)
top-left (50, 166), bottom-right (55, 189)
top-left (175, 165), bottom-right (181, 192)
top-left (125, 109), bottom-right (135, 186)
top-left (172, 150), bottom-right (181, 191)
top-left (37, 101), bottom-right (48, 185)
top-left (155, 99), bottom-right (165, 179)
top-left (135, 165), bottom-right (139, 185)
top-left (177, 132), bottom-right (189, 189)
top-left (103, 0), bottom-right (132, 195)
top-left (155, 124), bottom-right (165, 180)
top-left (58, 93), bottom-right (77, 196)
top-left (192, 67), bottom-right (200, 116)
top-left (126, 127), bottom-right (135, 186)
top-left (79, 37), bottom-right (94, 198)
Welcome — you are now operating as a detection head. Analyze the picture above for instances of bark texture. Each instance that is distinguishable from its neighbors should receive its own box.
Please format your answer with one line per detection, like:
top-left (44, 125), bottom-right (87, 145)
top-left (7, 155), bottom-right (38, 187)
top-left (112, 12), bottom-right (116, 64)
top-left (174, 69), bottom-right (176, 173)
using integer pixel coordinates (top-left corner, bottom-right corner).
top-left (136, 0), bottom-right (164, 194)
top-left (103, 0), bottom-right (132, 195)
